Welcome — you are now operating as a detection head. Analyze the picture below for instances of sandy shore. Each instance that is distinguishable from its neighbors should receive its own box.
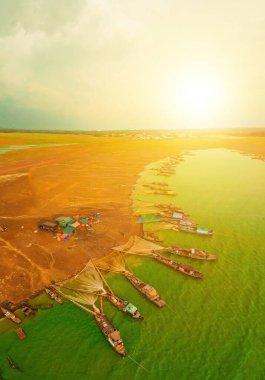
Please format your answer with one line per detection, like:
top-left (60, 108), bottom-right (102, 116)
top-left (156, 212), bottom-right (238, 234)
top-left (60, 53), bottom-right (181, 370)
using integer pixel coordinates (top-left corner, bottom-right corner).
top-left (1, 133), bottom-right (265, 304)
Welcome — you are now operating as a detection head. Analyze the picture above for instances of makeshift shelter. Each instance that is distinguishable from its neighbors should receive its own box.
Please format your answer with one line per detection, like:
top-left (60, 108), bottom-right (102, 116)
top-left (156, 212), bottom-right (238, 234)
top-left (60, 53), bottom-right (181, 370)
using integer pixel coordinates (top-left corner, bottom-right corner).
top-left (137, 214), bottom-right (163, 223)
top-left (63, 225), bottom-right (75, 235)
top-left (112, 236), bottom-right (164, 255)
top-left (80, 218), bottom-right (89, 226)
top-left (70, 221), bottom-right (80, 228)
top-left (56, 216), bottom-right (74, 227)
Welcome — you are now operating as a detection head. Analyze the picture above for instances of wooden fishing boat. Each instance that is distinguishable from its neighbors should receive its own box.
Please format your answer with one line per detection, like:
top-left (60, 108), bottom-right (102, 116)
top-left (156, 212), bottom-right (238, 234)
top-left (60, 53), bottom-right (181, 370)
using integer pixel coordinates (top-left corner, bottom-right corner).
top-left (151, 182), bottom-right (168, 186)
top-left (45, 288), bottom-right (63, 304)
top-left (94, 312), bottom-right (127, 356)
top-left (0, 307), bottom-right (21, 324)
top-left (147, 190), bottom-right (176, 196)
top-left (31, 303), bottom-right (53, 310)
top-left (123, 272), bottom-right (166, 307)
top-left (15, 328), bottom-right (27, 340)
top-left (179, 226), bottom-right (214, 235)
top-left (170, 247), bottom-right (217, 260)
top-left (106, 293), bottom-right (144, 320)
top-left (7, 356), bottom-right (16, 369)
top-left (151, 253), bottom-right (203, 279)
top-left (22, 305), bottom-right (34, 317)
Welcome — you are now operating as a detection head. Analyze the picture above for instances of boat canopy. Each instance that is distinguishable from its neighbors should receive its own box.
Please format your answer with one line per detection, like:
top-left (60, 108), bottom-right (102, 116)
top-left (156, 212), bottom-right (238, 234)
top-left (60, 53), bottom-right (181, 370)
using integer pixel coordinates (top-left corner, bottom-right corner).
top-left (172, 212), bottom-right (184, 219)
top-left (197, 227), bottom-right (209, 233)
top-left (109, 330), bottom-right (121, 341)
top-left (125, 303), bottom-right (137, 314)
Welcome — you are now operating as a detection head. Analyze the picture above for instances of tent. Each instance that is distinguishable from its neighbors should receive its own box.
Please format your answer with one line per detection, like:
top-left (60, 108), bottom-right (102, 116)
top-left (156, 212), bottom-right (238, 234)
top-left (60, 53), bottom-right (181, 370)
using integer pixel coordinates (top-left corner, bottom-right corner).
top-left (63, 225), bottom-right (75, 234)
top-left (56, 216), bottom-right (74, 227)
top-left (70, 221), bottom-right (80, 228)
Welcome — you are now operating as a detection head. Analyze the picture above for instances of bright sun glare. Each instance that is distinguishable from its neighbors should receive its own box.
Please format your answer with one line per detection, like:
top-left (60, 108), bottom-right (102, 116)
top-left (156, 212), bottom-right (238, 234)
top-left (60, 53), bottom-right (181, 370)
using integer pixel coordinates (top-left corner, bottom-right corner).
top-left (174, 66), bottom-right (224, 125)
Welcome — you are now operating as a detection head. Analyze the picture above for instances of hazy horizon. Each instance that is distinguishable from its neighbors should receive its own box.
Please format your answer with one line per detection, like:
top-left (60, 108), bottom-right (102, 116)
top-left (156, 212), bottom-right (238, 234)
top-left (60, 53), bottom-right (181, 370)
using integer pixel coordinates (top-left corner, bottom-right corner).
top-left (0, 1), bottom-right (265, 131)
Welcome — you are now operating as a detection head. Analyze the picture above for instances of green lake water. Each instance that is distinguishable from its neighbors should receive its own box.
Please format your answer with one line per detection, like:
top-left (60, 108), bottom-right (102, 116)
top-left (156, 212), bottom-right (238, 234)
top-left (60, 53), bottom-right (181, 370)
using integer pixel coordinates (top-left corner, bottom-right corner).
top-left (1, 148), bottom-right (265, 380)
top-left (0, 144), bottom-right (77, 155)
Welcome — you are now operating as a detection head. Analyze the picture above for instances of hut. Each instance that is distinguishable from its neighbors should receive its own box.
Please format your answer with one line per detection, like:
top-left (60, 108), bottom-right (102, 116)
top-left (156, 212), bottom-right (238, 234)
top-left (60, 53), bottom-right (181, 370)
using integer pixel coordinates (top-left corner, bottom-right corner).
top-left (56, 216), bottom-right (74, 228)
top-left (63, 225), bottom-right (75, 235)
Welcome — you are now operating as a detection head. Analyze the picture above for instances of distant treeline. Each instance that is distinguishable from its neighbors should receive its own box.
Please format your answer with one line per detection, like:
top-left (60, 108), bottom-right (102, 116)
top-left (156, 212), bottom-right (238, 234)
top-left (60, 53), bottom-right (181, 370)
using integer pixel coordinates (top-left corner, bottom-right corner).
top-left (0, 128), bottom-right (265, 137)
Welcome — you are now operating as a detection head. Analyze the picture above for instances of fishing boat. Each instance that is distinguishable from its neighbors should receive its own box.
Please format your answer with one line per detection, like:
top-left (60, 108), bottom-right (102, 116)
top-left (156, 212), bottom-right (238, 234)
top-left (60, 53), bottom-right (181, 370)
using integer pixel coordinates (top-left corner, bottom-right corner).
top-left (151, 190), bottom-right (176, 196)
top-left (94, 312), bottom-right (127, 356)
top-left (31, 303), bottom-right (53, 310)
top-left (15, 328), bottom-right (27, 340)
top-left (161, 209), bottom-right (189, 217)
top-left (123, 272), bottom-right (166, 307)
top-left (45, 288), bottom-right (63, 304)
top-left (151, 182), bottom-right (168, 186)
top-left (170, 247), bottom-right (217, 260)
top-left (106, 293), bottom-right (144, 320)
top-left (22, 305), bottom-right (34, 317)
top-left (151, 253), bottom-right (203, 279)
top-left (0, 307), bottom-right (21, 324)
top-left (179, 226), bottom-right (214, 235)
top-left (7, 356), bottom-right (16, 369)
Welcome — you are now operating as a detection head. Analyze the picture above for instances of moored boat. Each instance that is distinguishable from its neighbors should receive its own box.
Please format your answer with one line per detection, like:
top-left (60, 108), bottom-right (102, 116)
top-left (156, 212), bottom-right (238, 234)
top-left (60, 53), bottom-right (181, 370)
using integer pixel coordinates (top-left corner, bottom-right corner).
top-left (170, 247), bottom-right (217, 260)
top-left (151, 182), bottom-right (168, 186)
top-left (124, 272), bottom-right (166, 307)
top-left (144, 233), bottom-right (163, 243)
top-left (106, 293), bottom-right (143, 320)
top-left (7, 356), bottom-right (16, 369)
top-left (1, 307), bottom-right (21, 324)
top-left (179, 226), bottom-right (214, 235)
top-left (94, 312), bottom-right (126, 356)
top-left (31, 303), bottom-right (53, 310)
top-left (15, 327), bottom-right (27, 340)
top-left (45, 288), bottom-right (63, 304)
top-left (151, 253), bottom-right (203, 279)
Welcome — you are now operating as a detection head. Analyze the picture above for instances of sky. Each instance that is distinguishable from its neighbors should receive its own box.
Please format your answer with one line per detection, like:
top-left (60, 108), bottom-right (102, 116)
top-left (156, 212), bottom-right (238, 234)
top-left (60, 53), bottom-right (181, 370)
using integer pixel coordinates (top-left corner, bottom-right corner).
top-left (0, 0), bottom-right (264, 130)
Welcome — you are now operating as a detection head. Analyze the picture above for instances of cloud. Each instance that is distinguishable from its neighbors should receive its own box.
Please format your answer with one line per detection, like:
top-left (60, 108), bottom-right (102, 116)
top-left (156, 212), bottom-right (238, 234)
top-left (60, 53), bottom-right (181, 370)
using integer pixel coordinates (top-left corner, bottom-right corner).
top-left (0, 0), bottom-right (265, 130)
top-left (0, 0), bottom-right (87, 36)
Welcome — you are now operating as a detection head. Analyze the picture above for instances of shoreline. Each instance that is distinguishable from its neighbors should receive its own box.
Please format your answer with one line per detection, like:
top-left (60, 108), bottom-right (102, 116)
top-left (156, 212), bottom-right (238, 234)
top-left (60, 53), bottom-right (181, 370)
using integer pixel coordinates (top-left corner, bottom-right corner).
top-left (1, 135), bottom-right (265, 308)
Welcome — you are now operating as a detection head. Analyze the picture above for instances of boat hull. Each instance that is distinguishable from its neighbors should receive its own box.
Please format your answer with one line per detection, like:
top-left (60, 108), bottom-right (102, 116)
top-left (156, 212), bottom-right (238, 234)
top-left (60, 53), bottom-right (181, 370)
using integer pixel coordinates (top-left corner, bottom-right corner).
top-left (124, 274), bottom-right (166, 308)
top-left (170, 251), bottom-right (217, 261)
top-left (180, 228), bottom-right (214, 236)
top-left (1, 307), bottom-right (21, 324)
top-left (94, 313), bottom-right (126, 356)
top-left (152, 255), bottom-right (203, 279)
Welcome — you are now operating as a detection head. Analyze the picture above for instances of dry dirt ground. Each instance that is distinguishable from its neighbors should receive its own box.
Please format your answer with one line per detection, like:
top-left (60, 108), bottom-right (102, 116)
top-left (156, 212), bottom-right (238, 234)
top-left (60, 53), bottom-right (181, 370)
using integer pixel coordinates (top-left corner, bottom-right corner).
top-left (0, 133), bottom-right (265, 303)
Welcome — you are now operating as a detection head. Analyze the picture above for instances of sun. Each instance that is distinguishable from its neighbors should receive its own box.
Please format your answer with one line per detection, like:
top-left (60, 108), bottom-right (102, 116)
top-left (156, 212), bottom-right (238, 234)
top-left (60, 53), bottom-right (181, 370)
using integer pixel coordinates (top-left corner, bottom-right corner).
top-left (174, 66), bottom-right (224, 124)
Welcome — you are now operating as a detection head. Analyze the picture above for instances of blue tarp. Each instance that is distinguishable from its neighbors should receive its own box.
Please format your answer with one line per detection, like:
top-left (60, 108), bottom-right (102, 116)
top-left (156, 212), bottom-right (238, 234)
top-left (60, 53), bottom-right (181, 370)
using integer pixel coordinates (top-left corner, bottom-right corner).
top-left (125, 303), bottom-right (137, 314)
top-left (137, 214), bottom-right (163, 223)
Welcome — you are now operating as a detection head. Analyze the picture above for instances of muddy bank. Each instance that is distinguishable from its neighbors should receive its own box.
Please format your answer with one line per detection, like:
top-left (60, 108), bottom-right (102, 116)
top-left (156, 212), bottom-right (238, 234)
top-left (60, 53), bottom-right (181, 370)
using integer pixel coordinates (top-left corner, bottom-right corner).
top-left (1, 134), bottom-right (265, 303)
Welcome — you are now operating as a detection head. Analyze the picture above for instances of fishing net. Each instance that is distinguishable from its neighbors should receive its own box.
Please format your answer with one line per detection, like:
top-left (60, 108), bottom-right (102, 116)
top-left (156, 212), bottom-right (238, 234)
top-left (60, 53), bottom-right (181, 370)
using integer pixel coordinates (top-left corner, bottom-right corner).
top-left (147, 222), bottom-right (176, 232)
top-left (57, 261), bottom-right (106, 306)
top-left (112, 236), bottom-right (164, 255)
top-left (65, 291), bottom-right (98, 306)
top-left (97, 253), bottom-right (127, 273)
top-left (77, 262), bottom-right (105, 294)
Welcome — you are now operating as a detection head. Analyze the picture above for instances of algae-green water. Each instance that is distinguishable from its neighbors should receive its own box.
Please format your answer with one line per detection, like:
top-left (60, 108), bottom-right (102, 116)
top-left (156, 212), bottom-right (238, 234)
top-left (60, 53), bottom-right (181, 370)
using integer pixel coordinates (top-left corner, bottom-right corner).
top-left (1, 148), bottom-right (265, 380)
